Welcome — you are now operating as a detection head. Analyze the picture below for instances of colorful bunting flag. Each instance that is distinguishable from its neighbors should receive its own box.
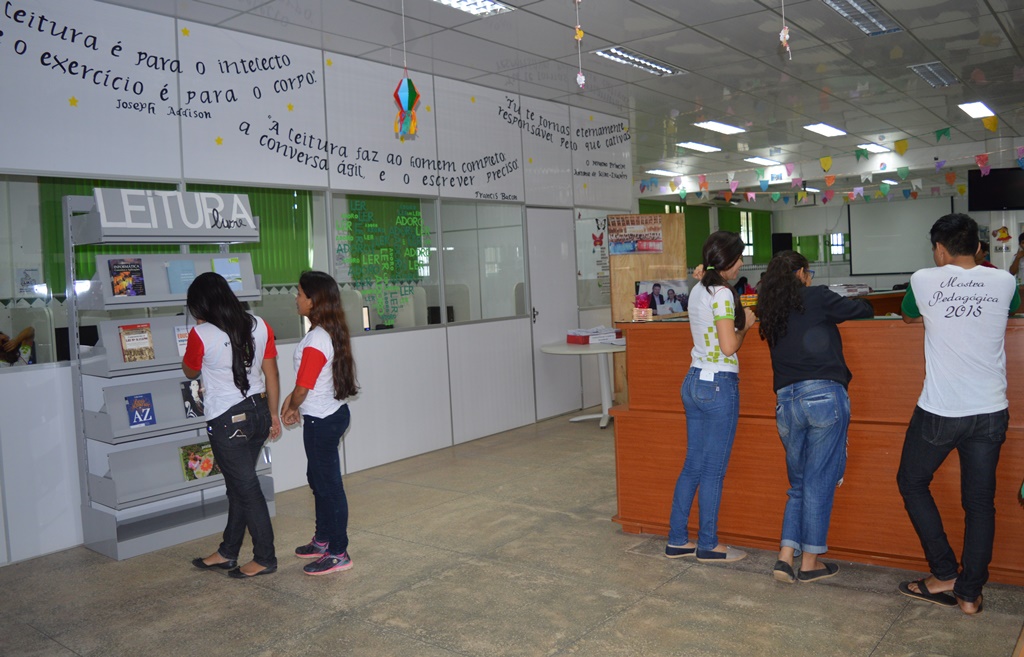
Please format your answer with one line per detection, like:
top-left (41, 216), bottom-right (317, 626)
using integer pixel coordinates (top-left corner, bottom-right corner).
top-left (730, 180), bottom-right (739, 193)
top-left (935, 128), bottom-right (950, 142)
top-left (785, 162), bottom-right (796, 176)
top-left (981, 165), bottom-right (991, 176)
top-left (874, 190), bottom-right (884, 199)
top-left (982, 116), bottom-right (998, 132)
top-left (823, 190), bottom-right (835, 203)
top-left (848, 192), bottom-right (856, 201)
top-left (1018, 157), bottom-right (1024, 171)
top-left (861, 172), bottom-right (873, 183)
top-left (797, 191), bottom-right (807, 203)
top-left (678, 189), bottom-right (687, 200)
top-left (945, 172), bottom-right (957, 185)
top-left (897, 166), bottom-right (910, 180)
top-left (746, 192), bottom-right (757, 202)
top-left (727, 171), bottom-right (736, 182)
top-left (935, 160), bottom-right (946, 172)
top-left (825, 175), bottom-right (836, 187)
top-left (911, 179), bottom-right (922, 191)
top-left (903, 189), bottom-right (911, 199)
top-left (975, 153), bottom-right (989, 167)
top-left (855, 148), bottom-right (869, 162)
top-left (783, 196), bottom-right (790, 204)
top-left (880, 183), bottom-right (890, 195)
top-left (894, 139), bottom-right (909, 156)
top-left (956, 184), bottom-right (966, 196)
top-left (760, 180), bottom-right (770, 191)
top-left (791, 177), bottom-right (803, 189)
top-left (771, 192), bottom-right (781, 202)
top-left (930, 186), bottom-right (940, 196)
top-left (911, 191), bottom-right (918, 199)
top-left (723, 191), bottom-right (733, 203)
top-left (755, 168), bottom-right (765, 180)
top-left (695, 191), bottom-right (703, 199)
top-left (853, 187), bottom-right (864, 198)
top-left (1018, 146), bottom-right (1024, 160)
top-left (820, 156), bottom-right (832, 172)
top-left (669, 180), bottom-right (678, 192)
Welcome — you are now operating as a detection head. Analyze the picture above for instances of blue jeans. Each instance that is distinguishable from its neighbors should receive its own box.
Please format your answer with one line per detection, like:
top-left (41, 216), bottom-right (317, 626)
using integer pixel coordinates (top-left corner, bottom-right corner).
top-left (207, 393), bottom-right (276, 567)
top-left (303, 404), bottom-right (351, 555)
top-left (668, 368), bottom-right (740, 551)
top-left (897, 406), bottom-right (1008, 602)
top-left (776, 380), bottom-right (850, 555)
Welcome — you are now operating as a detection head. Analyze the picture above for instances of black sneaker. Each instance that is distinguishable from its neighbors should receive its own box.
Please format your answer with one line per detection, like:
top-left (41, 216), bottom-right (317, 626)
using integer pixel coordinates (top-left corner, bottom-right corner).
top-left (303, 552), bottom-right (353, 576)
top-left (295, 537), bottom-right (329, 559)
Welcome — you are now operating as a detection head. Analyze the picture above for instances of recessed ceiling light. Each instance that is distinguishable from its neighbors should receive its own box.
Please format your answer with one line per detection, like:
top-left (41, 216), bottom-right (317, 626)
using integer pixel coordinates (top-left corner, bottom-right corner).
top-left (744, 156), bottom-right (781, 166)
top-left (857, 143), bottom-right (890, 154)
top-left (881, 179), bottom-right (899, 185)
top-left (805, 123), bottom-right (847, 137)
top-left (908, 62), bottom-right (959, 88)
top-left (694, 120), bottom-right (746, 135)
top-left (593, 47), bottom-right (685, 76)
top-left (645, 169), bottom-right (686, 177)
top-left (958, 101), bottom-right (994, 118)
top-left (676, 141), bottom-right (722, 153)
top-left (822, 0), bottom-right (901, 37)
top-left (430, 0), bottom-right (514, 17)
top-left (805, 187), bottom-right (821, 193)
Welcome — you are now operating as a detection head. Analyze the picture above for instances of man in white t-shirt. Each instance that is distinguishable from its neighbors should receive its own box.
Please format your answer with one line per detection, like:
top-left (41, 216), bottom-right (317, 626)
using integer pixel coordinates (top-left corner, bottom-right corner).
top-left (897, 213), bottom-right (1020, 615)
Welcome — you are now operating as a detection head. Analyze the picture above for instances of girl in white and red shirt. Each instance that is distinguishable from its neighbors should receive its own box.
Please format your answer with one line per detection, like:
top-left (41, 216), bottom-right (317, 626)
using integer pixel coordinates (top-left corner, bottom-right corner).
top-left (281, 270), bottom-right (359, 576)
top-left (183, 272), bottom-right (281, 579)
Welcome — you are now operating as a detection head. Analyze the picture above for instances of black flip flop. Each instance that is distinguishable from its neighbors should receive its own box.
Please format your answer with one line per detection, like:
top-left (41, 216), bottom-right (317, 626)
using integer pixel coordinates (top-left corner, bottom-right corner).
top-left (898, 579), bottom-right (957, 607)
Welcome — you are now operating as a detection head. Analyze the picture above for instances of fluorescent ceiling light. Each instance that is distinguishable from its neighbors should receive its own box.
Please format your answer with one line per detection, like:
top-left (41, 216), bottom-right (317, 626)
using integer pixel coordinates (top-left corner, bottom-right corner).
top-left (593, 47), bottom-right (685, 76)
top-left (645, 169), bottom-right (686, 177)
top-left (804, 123), bottom-right (847, 137)
top-left (857, 143), bottom-right (890, 153)
top-left (822, 0), bottom-right (902, 37)
top-left (676, 141), bottom-right (721, 153)
top-left (881, 179), bottom-right (899, 185)
top-left (694, 120), bottom-right (745, 135)
top-left (430, 0), bottom-right (514, 17)
top-left (743, 156), bottom-right (781, 166)
top-left (958, 101), bottom-right (994, 118)
top-left (908, 61), bottom-right (959, 88)
top-left (805, 187), bottom-right (821, 193)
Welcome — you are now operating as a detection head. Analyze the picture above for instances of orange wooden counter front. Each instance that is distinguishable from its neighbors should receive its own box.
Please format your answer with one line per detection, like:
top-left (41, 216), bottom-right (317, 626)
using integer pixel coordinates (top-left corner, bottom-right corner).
top-left (611, 319), bottom-right (1024, 586)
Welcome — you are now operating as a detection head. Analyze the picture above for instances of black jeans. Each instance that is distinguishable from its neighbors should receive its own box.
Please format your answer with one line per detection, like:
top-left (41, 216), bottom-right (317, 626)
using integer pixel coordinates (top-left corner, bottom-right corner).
top-left (207, 393), bottom-right (276, 568)
top-left (896, 405), bottom-right (1008, 602)
top-left (303, 404), bottom-right (350, 555)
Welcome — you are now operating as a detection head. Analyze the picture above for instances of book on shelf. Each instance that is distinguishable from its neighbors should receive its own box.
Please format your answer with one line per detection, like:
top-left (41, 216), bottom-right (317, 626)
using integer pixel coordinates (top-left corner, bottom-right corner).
top-left (108, 257), bottom-right (146, 297)
top-left (180, 379), bottom-right (205, 418)
top-left (167, 259), bottom-right (196, 295)
top-left (119, 323), bottom-right (155, 362)
top-left (174, 325), bottom-right (189, 357)
top-left (125, 392), bottom-right (156, 428)
top-left (178, 441), bottom-right (221, 481)
top-left (211, 256), bottom-right (243, 292)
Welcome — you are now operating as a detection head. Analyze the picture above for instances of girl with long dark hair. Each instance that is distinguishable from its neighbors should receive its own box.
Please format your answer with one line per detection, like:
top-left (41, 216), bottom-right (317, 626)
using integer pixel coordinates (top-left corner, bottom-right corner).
top-left (281, 270), bottom-right (360, 576)
top-left (184, 272), bottom-right (281, 578)
top-left (757, 251), bottom-right (872, 583)
top-left (665, 231), bottom-right (756, 564)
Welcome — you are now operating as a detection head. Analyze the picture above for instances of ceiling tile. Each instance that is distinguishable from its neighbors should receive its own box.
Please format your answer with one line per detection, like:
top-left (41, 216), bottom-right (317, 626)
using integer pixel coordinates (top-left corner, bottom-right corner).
top-left (455, 9), bottom-right (612, 59)
top-left (695, 10), bottom-right (825, 60)
top-left (522, 0), bottom-right (684, 44)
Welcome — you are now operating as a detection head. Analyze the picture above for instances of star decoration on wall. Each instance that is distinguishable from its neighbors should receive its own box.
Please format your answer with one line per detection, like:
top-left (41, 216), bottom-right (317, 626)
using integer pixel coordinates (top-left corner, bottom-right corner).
top-left (215, 137), bottom-right (223, 145)
top-left (181, 27), bottom-right (190, 36)
top-left (326, 58), bottom-right (333, 66)
top-left (287, 103), bottom-right (294, 111)
top-left (68, 97), bottom-right (78, 107)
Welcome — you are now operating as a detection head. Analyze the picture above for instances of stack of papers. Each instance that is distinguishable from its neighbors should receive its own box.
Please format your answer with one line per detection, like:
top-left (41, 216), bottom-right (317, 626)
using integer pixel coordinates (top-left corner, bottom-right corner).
top-left (828, 283), bottom-right (873, 297)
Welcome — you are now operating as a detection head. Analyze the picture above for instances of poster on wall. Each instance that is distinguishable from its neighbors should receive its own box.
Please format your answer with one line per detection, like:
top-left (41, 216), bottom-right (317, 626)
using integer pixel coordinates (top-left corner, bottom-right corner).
top-left (0, 0), bottom-right (181, 179)
top-left (521, 97), bottom-right (573, 208)
top-left (607, 214), bottom-right (663, 254)
top-left (433, 78), bottom-right (525, 203)
top-left (323, 56), bottom-right (439, 196)
top-left (575, 211), bottom-right (610, 308)
top-left (176, 24), bottom-right (329, 188)
top-left (570, 107), bottom-right (632, 211)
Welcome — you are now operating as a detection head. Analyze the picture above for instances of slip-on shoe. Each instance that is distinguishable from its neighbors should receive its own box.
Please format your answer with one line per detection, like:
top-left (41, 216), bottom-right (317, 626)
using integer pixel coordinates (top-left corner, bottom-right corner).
top-left (227, 565), bottom-right (277, 579)
top-left (191, 557), bottom-right (237, 570)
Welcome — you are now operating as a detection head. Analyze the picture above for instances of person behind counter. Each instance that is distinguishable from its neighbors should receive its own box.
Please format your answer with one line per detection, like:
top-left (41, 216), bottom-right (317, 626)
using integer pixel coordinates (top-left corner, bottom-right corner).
top-left (0, 326), bottom-right (35, 367)
top-left (665, 231), bottom-right (756, 564)
top-left (184, 272), bottom-right (281, 579)
top-left (897, 213), bottom-right (1020, 614)
top-left (281, 271), bottom-right (360, 576)
top-left (756, 251), bottom-right (873, 584)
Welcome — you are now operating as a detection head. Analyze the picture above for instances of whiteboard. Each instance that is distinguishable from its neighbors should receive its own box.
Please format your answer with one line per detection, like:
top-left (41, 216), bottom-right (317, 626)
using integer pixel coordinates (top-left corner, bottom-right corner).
top-left (323, 56), bottom-right (439, 196)
top-left (849, 197), bottom-right (955, 275)
top-left (570, 107), bottom-right (632, 211)
top-left (521, 98), bottom-right (573, 208)
top-left (434, 78), bottom-right (525, 202)
top-left (0, 0), bottom-right (180, 179)
top-left (177, 23), bottom-right (329, 188)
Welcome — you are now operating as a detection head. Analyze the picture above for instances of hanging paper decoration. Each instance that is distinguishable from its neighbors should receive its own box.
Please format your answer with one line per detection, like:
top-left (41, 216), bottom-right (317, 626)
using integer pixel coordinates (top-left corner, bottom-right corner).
top-left (956, 184), bottom-right (966, 196)
top-left (975, 153), bottom-right (989, 168)
top-left (911, 191), bottom-right (918, 199)
top-left (903, 189), bottom-right (911, 199)
top-left (668, 180), bottom-right (678, 192)
top-left (785, 162), bottom-right (796, 176)
top-left (797, 191), bottom-right (807, 203)
top-left (874, 190), bottom-right (885, 199)
top-left (746, 192), bottom-right (757, 202)
top-left (853, 187), bottom-right (864, 198)
top-left (822, 190), bottom-right (835, 204)
top-left (894, 139), bottom-right (909, 156)
top-left (911, 179), bottom-right (922, 191)
top-left (698, 174), bottom-right (708, 190)
top-left (820, 156), bottom-right (832, 172)
top-left (854, 148), bottom-right (869, 162)
top-left (825, 175), bottom-right (836, 187)
top-left (935, 160), bottom-right (946, 172)
top-left (791, 177), bottom-right (802, 189)
top-left (759, 180), bottom-right (770, 191)
top-left (935, 128), bottom-right (951, 142)
top-left (727, 171), bottom-right (736, 182)
top-left (771, 192), bottom-right (781, 202)
top-left (930, 186), bottom-right (941, 196)
top-left (848, 192), bottom-right (856, 201)
top-left (945, 172), bottom-right (957, 185)
top-left (1017, 146), bottom-right (1024, 159)
top-left (393, 75), bottom-right (419, 137)
top-left (729, 180), bottom-right (739, 193)
top-left (779, 0), bottom-right (791, 60)
top-left (981, 165), bottom-right (992, 176)
top-left (695, 191), bottom-right (704, 199)
top-left (982, 116), bottom-right (998, 132)
top-left (723, 191), bottom-right (733, 203)
top-left (880, 183), bottom-right (890, 195)
top-left (678, 189), bottom-right (687, 200)
top-left (861, 172), bottom-right (873, 183)
top-left (783, 196), bottom-right (790, 204)
top-left (1018, 157), bottom-right (1024, 171)
top-left (755, 168), bottom-right (766, 179)
top-left (897, 166), bottom-right (909, 180)
top-left (573, 0), bottom-right (585, 89)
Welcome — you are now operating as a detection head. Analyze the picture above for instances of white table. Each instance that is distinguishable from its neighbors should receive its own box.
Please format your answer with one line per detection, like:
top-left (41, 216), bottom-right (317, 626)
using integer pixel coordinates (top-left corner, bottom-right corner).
top-left (540, 341), bottom-right (626, 428)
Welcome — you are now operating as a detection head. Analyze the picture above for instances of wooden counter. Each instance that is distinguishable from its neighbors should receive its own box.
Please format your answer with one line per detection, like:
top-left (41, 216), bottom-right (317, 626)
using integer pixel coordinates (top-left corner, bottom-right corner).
top-left (611, 318), bottom-right (1024, 585)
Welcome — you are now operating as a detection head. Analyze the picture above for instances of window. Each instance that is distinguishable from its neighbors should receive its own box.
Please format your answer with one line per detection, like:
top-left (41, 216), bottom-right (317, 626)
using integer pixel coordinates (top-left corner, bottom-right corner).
top-left (738, 211), bottom-right (754, 258)
top-left (828, 232), bottom-right (851, 262)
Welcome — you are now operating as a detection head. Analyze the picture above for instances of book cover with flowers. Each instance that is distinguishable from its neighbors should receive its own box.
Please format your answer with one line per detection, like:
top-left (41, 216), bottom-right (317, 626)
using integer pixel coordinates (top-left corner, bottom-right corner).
top-left (179, 442), bottom-right (221, 482)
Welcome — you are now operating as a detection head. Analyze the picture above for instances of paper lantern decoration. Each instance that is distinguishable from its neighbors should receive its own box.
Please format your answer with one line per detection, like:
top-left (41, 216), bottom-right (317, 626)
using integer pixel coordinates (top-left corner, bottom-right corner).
top-left (394, 75), bottom-right (419, 137)
top-left (780, 25), bottom-right (791, 60)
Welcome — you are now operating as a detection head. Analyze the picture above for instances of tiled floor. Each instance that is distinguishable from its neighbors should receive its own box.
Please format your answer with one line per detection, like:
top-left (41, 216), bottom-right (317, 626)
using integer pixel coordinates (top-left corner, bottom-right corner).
top-left (2, 412), bottom-right (1023, 657)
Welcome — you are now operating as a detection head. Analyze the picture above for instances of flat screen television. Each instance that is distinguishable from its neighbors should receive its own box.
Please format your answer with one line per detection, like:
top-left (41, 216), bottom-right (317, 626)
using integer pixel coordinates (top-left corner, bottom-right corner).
top-left (968, 167), bottom-right (1024, 212)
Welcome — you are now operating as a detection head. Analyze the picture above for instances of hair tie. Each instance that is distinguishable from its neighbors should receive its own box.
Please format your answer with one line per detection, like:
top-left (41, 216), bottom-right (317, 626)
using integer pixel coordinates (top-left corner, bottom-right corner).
top-left (705, 265), bottom-right (715, 271)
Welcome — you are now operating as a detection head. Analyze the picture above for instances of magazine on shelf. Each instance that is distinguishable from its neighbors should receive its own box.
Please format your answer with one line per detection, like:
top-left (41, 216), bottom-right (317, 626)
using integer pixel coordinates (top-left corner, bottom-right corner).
top-left (108, 257), bottom-right (146, 296)
top-left (211, 256), bottom-right (243, 292)
top-left (178, 442), bottom-right (221, 481)
top-left (119, 323), bottom-right (155, 362)
top-left (167, 259), bottom-right (197, 295)
top-left (180, 379), bottom-right (205, 418)
top-left (125, 392), bottom-right (156, 428)
top-left (174, 325), bottom-right (189, 357)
